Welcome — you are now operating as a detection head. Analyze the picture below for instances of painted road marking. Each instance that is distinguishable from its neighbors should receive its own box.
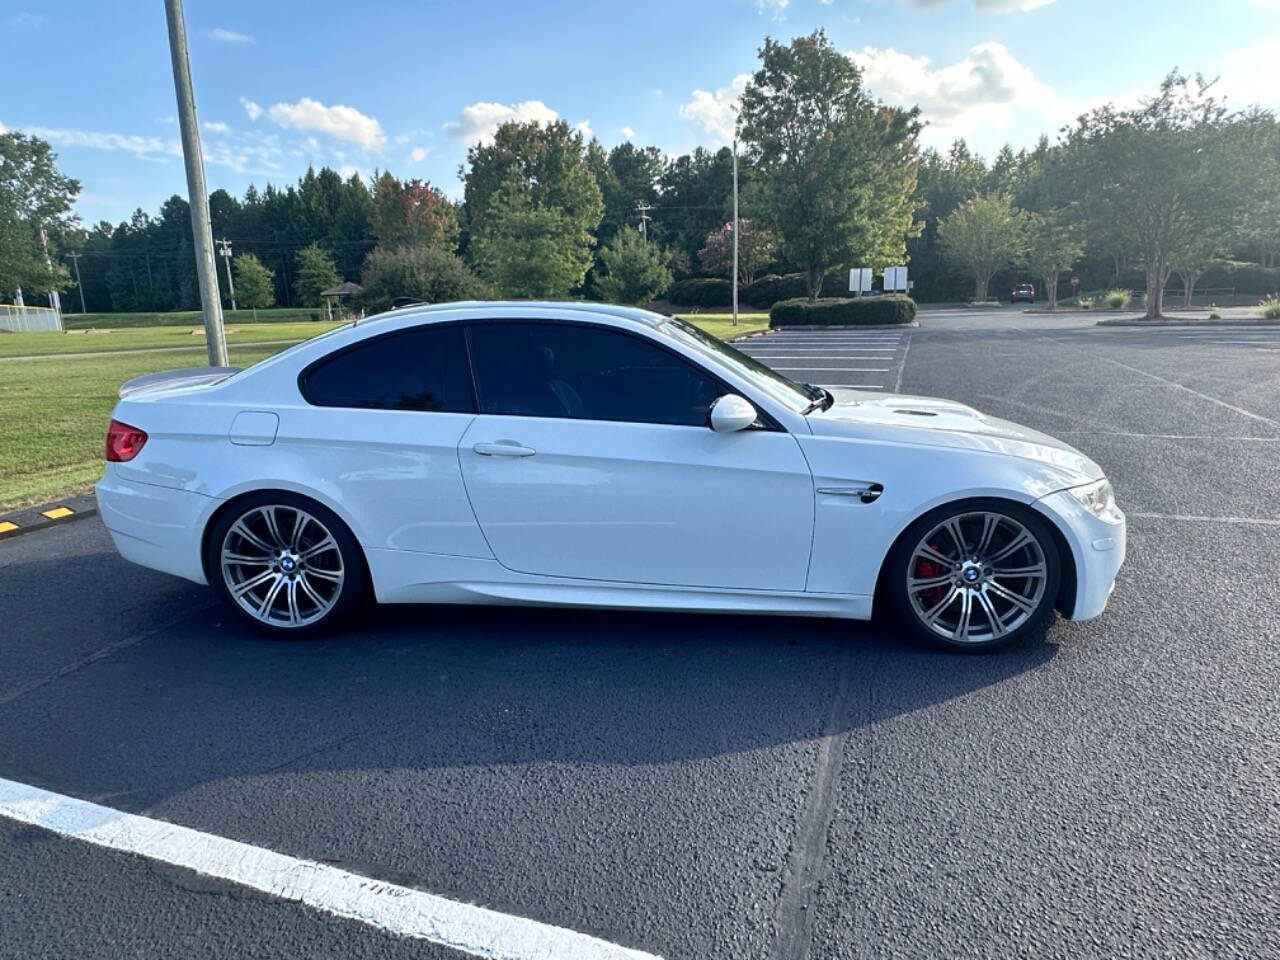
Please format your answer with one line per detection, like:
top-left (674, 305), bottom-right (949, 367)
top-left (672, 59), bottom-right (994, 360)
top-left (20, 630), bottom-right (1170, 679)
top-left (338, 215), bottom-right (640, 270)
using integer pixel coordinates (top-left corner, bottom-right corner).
top-left (0, 521), bottom-right (17, 534)
top-left (772, 366), bottom-right (891, 372)
top-left (0, 777), bottom-right (661, 960)
top-left (41, 506), bottom-right (74, 520)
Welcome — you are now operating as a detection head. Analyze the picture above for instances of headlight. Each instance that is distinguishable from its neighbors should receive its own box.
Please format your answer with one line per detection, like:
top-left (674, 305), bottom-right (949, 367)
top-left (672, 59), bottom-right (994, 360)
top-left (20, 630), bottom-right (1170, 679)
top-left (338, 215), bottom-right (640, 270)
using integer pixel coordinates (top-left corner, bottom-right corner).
top-left (1067, 478), bottom-right (1123, 524)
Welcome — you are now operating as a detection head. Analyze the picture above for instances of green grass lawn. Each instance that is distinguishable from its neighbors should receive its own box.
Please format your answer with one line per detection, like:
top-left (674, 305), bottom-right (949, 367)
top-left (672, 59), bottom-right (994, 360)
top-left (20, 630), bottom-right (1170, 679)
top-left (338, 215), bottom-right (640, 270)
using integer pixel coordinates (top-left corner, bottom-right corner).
top-left (0, 315), bottom-right (766, 512)
top-left (0, 321), bottom-right (347, 358)
top-left (62, 307), bottom-right (326, 329)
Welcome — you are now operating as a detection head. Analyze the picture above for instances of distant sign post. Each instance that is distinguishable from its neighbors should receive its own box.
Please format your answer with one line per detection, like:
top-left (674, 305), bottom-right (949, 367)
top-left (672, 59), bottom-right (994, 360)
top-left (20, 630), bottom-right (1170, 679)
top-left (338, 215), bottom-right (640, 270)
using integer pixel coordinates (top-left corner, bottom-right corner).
top-left (849, 267), bottom-right (874, 296)
top-left (884, 266), bottom-right (909, 293)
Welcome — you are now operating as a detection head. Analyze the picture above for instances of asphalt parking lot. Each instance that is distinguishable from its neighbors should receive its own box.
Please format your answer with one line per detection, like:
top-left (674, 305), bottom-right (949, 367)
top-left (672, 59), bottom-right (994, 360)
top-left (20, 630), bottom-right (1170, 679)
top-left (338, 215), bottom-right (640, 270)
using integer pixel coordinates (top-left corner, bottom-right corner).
top-left (2, 307), bottom-right (1278, 959)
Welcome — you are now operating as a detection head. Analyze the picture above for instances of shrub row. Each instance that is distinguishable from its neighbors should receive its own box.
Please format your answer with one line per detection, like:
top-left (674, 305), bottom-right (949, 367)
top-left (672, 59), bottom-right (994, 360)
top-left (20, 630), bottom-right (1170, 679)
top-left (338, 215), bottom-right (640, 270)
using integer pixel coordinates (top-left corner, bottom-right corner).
top-left (665, 272), bottom-right (856, 309)
top-left (770, 296), bottom-right (917, 327)
top-left (1199, 260), bottom-right (1280, 295)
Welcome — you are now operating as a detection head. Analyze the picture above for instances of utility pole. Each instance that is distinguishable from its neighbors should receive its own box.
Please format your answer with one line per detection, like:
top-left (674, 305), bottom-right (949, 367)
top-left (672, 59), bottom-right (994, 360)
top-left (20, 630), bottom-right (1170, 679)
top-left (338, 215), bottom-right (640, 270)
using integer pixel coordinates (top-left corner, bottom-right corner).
top-left (731, 139), bottom-right (739, 328)
top-left (66, 252), bottom-right (86, 313)
top-left (39, 227), bottom-right (63, 329)
top-left (164, 0), bottom-right (228, 367)
top-left (217, 238), bottom-right (237, 311)
top-left (636, 202), bottom-right (652, 242)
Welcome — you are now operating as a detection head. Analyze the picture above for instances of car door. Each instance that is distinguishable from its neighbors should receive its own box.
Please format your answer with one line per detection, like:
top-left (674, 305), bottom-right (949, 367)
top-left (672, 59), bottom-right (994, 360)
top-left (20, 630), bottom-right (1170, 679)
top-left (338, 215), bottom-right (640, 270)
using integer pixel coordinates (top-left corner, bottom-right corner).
top-left (456, 320), bottom-right (814, 591)
top-left (290, 322), bottom-right (490, 558)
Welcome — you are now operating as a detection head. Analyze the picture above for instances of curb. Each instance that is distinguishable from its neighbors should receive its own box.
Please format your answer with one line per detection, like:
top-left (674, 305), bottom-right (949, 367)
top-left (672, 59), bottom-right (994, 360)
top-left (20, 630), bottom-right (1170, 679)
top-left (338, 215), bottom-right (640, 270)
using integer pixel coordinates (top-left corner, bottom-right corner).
top-left (753, 322), bottom-right (920, 332)
top-left (1095, 318), bottom-right (1280, 328)
top-left (0, 493), bottom-right (98, 541)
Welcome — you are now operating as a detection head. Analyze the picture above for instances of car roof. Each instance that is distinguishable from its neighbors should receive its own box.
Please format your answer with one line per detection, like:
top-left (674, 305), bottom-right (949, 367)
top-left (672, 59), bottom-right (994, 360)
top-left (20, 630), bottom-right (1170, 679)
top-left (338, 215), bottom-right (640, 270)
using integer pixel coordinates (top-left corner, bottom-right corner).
top-left (358, 300), bottom-right (671, 329)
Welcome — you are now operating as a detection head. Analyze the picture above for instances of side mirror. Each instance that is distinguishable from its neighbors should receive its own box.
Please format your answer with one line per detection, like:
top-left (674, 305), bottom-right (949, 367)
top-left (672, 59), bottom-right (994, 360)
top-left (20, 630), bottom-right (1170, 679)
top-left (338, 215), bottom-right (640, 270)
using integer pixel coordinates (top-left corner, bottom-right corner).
top-left (710, 394), bottom-right (758, 433)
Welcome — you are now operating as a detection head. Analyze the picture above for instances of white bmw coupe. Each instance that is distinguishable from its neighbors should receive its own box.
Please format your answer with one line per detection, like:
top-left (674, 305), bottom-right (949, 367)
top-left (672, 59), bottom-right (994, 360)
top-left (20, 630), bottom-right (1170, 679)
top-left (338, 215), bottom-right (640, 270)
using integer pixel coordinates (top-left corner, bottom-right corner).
top-left (97, 301), bottom-right (1125, 651)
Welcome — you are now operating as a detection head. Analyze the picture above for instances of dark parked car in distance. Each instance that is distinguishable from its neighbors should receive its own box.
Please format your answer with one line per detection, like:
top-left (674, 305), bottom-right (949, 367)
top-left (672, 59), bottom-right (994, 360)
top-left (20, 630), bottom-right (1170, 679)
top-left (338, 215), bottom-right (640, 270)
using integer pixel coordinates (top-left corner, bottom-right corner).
top-left (1011, 283), bottom-right (1036, 304)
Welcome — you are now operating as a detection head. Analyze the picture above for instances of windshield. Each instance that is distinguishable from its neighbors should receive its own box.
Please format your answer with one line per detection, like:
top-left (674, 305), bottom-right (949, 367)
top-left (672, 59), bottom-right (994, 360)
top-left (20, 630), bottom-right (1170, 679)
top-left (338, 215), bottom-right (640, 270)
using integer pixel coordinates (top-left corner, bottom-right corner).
top-left (659, 318), bottom-right (819, 414)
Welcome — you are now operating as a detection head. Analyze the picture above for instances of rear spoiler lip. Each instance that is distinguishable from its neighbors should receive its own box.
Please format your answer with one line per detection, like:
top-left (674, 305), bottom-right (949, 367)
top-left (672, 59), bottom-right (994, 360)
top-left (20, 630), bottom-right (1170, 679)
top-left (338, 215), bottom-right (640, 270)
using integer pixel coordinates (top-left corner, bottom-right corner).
top-left (118, 366), bottom-right (242, 399)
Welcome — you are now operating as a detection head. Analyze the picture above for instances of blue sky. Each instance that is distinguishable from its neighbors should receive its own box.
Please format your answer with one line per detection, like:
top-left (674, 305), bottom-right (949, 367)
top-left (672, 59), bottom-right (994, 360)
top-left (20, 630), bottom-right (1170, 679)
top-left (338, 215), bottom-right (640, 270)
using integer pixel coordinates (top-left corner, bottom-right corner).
top-left (3, 0), bottom-right (1277, 225)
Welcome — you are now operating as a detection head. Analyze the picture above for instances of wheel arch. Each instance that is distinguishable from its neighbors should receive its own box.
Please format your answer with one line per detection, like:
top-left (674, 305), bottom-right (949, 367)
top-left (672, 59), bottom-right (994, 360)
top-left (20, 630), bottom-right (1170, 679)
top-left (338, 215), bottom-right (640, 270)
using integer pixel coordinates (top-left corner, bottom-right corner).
top-left (871, 494), bottom-right (1078, 619)
top-left (199, 486), bottom-right (372, 588)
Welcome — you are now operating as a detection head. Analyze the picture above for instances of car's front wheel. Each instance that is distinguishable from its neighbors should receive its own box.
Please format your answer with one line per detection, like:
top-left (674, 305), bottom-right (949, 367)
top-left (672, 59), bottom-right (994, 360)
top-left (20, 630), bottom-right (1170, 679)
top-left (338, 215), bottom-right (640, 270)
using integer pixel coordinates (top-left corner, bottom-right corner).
top-left (206, 493), bottom-right (367, 637)
top-left (888, 501), bottom-right (1061, 652)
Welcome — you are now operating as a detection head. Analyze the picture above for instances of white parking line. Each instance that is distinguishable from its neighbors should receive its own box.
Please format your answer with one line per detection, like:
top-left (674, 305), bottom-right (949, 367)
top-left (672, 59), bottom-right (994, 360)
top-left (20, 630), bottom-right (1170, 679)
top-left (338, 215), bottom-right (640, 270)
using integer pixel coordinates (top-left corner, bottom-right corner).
top-left (0, 777), bottom-right (660, 960)
top-left (746, 355), bottom-right (895, 361)
top-left (771, 366), bottom-right (891, 372)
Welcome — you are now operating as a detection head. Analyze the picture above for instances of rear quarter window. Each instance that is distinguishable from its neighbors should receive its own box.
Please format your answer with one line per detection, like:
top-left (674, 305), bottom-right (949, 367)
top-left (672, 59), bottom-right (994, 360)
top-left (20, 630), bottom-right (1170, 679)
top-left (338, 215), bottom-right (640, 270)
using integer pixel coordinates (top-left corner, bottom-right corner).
top-left (300, 324), bottom-right (474, 413)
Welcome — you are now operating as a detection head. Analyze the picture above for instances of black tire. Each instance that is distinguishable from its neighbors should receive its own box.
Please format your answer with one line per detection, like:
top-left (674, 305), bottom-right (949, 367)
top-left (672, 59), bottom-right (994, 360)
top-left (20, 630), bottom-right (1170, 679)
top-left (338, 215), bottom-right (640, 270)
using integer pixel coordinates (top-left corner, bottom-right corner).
top-left (204, 491), bottom-right (369, 638)
top-left (887, 499), bottom-right (1061, 653)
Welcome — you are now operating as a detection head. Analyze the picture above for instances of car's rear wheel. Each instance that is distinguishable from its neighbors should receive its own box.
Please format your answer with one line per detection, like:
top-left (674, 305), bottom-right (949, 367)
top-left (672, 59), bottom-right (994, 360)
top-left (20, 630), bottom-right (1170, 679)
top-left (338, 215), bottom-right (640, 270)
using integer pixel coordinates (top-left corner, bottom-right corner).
top-left (206, 493), bottom-right (367, 637)
top-left (888, 501), bottom-right (1060, 652)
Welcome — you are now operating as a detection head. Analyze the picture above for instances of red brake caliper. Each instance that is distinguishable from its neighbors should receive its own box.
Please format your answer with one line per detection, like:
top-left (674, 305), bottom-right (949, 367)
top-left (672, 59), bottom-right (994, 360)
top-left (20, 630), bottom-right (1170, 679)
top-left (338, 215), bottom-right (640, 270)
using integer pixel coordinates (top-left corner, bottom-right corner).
top-left (915, 541), bottom-right (948, 607)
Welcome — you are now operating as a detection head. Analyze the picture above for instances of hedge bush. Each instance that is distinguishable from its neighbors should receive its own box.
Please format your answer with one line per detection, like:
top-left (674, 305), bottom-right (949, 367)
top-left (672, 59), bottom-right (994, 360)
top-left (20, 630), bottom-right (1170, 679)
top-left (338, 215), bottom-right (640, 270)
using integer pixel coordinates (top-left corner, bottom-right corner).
top-left (665, 277), bottom-right (733, 307)
top-left (742, 272), bottom-right (850, 309)
top-left (770, 296), bottom-right (917, 327)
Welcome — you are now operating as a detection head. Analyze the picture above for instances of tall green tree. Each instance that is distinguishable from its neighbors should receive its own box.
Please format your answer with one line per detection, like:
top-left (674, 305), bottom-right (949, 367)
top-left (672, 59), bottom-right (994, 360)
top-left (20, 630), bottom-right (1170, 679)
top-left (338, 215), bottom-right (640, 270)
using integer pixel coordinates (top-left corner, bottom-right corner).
top-left (0, 132), bottom-right (79, 300)
top-left (232, 252), bottom-right (275, 318)
top-left (937, 195), bottom-right (1028, 301)
top-left (737, 30), bottom-right (922, 300)
top-left (593, 229), bottom-right (673, 305)
top-left (463, 120), bottom-right (603, 295)
top-left (657, 146), bottom-right (740, 272)
top-left (1024, 211), bottom-right (1084, 310)
top-left (1060, 73), bottom-right (1256, 318)
top-left (469, 182), bottom-right (590, 297)
top-left (295, 243), bottom-right (341, 307)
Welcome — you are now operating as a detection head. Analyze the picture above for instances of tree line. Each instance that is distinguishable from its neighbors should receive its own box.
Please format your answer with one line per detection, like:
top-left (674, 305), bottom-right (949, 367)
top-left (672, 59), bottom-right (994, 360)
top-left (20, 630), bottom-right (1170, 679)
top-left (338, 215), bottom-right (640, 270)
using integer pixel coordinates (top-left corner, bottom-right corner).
top-left (3, 31), bottom-right (1278, 321)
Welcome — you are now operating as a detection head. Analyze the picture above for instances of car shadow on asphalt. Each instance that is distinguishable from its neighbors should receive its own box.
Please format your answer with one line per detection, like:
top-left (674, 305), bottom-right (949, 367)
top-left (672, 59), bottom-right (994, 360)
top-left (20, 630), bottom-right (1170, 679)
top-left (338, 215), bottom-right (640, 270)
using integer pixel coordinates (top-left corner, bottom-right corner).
top-left (0, 554), bottom-right (1058, 810)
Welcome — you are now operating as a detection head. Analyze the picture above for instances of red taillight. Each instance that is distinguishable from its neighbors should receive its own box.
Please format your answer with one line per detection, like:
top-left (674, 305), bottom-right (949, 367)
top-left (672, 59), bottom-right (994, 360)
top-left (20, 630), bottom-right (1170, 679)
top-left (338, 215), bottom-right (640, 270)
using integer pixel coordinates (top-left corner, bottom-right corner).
top-left (105, 419), bottom-right (148, 462)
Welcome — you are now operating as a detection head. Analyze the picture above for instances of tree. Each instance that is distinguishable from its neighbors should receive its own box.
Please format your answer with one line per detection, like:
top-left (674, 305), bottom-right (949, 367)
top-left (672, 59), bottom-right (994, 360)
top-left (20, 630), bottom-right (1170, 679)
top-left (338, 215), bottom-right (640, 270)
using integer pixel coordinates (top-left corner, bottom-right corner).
top-left (697, 219), bottom-right (777, 285)
top-left (463, 120), bottom-right (603, 293)
top-left (0, 132), bottom-right (79, 300)
top-left (737, 30), bottom-right (921, 301)
top-left (233, 253), bottom-right (275, 318)
top-left (593, 229), bottom-right (673, 305)
top-left (657, 146), bottom-right (741, 271)
top-left (591, 141), bottom-right (664, 245)
top-left (469, 182), bottom-right (590, 297)
top-left (1060, 73), bottom-right (1256, 319)
top-left (357, 243), bottom-right (490, 313)
top-left (294, 243), bottom-right (340, 307)
top-left (1024, 211), bottom-right (1084, 310)
top-left (937, 195), bottom-right (1028, 301)
top-left (369, 173), bottom-right (458, 250)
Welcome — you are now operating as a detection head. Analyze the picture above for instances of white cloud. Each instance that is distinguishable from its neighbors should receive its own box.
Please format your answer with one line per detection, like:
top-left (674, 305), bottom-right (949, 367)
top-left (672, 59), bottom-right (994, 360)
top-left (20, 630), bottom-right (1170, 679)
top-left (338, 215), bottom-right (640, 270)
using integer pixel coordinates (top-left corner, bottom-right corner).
top-left (443, 100), bottom-right (560, 146)
top-left (651, 88), bottom-right (664, 98)
top-left (757, 0), bottom-right (789, 9)
top-left (202, 121), bottom-right (230, 135)
top-left (0, 121), bottom-right (7, 134)
top-left (679, 73), bottom-right (750, 143)
top-left (850, 42), bottom-right (1072, 144)
top-left (621, 125), bottom-right (636, 139)
top-left (574, 119), bottom-right (593, 139)
top-left (240, 97), bottom-right (263, 121)
top-left (1214, 40), bottom-right (1280, 112)
top-left (20, 125), bottom-right (181, 161)
top-left (11, 11), bottom-right (46, 27)
top-left (907, 0), bottom-right (1054, 9)
top-left (210, 27), bottom-right (254, 43)
top-left (265, 97), bottom-right (386, 149)
top-left (338, 164), bottom-right (366, 181)
top-left (408, 145), bottom-right (430, 163)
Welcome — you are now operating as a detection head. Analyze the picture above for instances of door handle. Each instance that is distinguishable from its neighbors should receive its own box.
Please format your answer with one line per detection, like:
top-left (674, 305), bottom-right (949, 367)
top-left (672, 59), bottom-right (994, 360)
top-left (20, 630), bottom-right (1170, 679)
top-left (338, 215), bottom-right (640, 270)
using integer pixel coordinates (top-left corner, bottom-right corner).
top-left (472, 440), bottom-right (536, 458)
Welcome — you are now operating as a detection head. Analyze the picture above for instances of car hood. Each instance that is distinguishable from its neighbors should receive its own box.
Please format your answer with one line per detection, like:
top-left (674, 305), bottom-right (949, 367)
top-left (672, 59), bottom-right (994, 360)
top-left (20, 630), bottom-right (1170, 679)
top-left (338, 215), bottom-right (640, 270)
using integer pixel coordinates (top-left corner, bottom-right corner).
top-left (806, 389), bottom-right (1104, 483)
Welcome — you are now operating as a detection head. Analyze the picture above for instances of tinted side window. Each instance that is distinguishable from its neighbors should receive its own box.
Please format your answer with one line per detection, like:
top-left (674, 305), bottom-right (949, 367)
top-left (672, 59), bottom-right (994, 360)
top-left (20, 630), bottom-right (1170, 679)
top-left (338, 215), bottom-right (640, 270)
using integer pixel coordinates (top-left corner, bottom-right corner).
top-left (467, 322), bottom-right (723, 427)
top-left (302, 325), bottom-right (473, 413)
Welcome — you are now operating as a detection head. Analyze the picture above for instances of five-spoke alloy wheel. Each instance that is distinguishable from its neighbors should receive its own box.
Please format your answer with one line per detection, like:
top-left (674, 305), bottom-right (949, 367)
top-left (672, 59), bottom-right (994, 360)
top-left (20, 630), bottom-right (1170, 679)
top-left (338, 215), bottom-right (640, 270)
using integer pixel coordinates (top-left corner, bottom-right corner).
top-left (889, 501), bottom-right (1061, 652)
top-left (206, 493), bottom-right (366, 636)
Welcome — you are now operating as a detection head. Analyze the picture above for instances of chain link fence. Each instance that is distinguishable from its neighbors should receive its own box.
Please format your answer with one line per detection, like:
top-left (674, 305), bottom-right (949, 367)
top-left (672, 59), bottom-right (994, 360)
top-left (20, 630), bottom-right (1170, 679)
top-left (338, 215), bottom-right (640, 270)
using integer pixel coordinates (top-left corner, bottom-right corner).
top-left (0, 304), bottom-right (63, 332)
